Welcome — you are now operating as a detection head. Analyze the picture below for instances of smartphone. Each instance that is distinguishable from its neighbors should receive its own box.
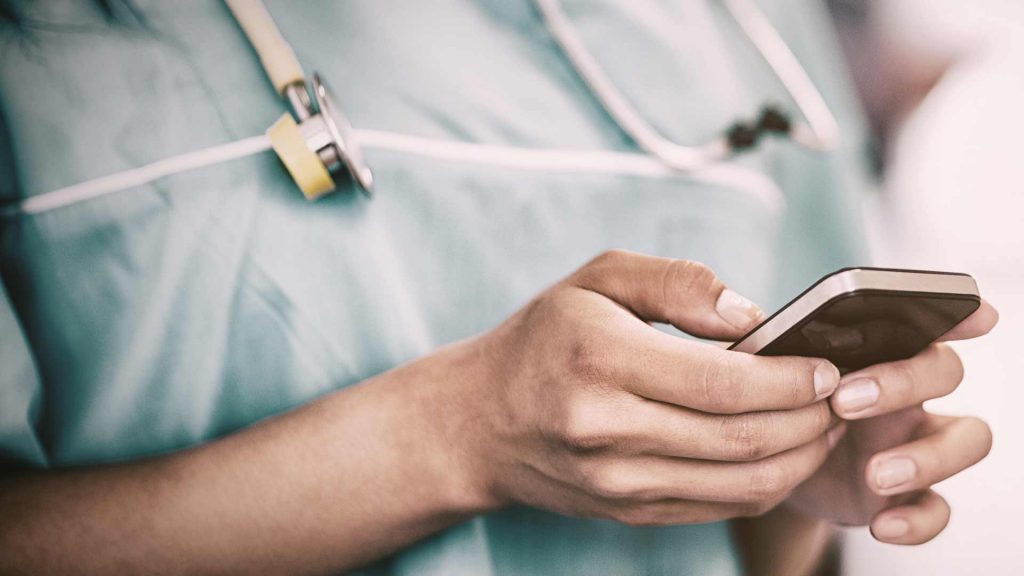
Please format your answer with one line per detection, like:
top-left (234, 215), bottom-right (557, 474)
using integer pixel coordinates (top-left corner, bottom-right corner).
top-left (729, 268), bottom-right (980, 374)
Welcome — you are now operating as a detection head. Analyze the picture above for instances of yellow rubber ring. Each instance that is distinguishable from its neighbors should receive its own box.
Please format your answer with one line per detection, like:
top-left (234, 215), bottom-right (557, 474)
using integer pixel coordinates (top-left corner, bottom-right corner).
top-left (267, 113), bottom-right (335, 200)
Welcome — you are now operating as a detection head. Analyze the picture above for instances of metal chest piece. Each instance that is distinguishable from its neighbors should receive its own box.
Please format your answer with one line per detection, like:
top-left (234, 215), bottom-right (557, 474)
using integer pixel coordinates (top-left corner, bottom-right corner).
top-left (268, 73), bottom-right (373, 200)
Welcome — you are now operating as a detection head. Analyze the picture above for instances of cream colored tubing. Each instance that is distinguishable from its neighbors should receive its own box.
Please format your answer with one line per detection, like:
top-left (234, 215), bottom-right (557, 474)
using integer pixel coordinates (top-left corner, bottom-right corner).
top-left (533, 0), bottom-right (729, 171)
top-left (534, 0), bottom-right (842, 169)
top-left (224, 0), bottom-right (304, 93)
top-left (0, 131), bottom-right (786, 217)
top-left (3, 136), bottom-right (273, 216)
top-left (721, 0), bottom-right (840, 151)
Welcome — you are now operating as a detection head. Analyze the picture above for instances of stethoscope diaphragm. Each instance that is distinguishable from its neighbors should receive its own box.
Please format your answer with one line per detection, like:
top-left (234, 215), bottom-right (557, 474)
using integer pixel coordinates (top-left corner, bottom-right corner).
top-left (267, 74), bottom-right (373, 200)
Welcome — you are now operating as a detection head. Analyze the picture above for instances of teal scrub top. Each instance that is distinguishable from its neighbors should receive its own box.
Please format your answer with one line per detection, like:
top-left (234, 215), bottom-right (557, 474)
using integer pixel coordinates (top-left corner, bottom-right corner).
top-left (0, 1), bottom-right (870, 574)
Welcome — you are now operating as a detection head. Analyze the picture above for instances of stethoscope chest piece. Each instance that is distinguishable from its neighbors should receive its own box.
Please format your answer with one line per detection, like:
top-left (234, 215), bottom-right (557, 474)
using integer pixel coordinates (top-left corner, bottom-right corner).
top-left (267, 73), bottom-right (373, 200)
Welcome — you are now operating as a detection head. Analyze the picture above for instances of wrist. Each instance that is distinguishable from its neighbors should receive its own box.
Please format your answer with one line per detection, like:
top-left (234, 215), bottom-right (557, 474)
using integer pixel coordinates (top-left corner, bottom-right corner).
top-left (406, 337), bottom-right (506, 516)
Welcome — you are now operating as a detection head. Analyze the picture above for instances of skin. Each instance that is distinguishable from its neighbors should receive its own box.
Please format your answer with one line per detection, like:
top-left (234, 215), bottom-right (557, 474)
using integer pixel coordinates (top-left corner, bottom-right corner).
top-left (0, 251), bottom-right (997, 574)
top-left (737, 299), bottom-right (997, 574)
top-left (789, 320), bottom-right (998, 543)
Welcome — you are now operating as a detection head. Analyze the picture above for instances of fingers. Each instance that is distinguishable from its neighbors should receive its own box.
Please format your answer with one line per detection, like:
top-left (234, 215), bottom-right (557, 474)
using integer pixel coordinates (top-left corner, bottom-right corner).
top-left (605, 498), bottom-right (763, 527)
top-left (939, 299), bottom-right (999, 342)
top-left (870, 490), bottom-right (950, 545)
top-left (626, 332), bottom-right (840, 413)
top-left (567, 250), bottom-right (840, 413)
top-left (831, 343), bottom-right (963, 419)
top-left (618, 397), bottom-right (836, 462)
top-left (570, 250), bottom-right (764, 340)
top-left (864, 415), bottom-right (992, 497)
top-left (584, 424), bottom-right (845, 504)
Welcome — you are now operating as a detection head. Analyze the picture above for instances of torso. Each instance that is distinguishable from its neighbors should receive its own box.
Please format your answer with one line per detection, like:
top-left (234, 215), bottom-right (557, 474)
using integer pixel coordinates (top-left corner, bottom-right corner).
top-left (0, 1), bottom-right (870, 573)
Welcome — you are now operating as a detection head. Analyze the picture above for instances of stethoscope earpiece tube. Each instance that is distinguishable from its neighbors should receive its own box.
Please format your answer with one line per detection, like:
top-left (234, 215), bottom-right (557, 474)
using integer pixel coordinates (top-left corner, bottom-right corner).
top-left (228, 0), bottom-right (837, 195)
top-left (224, 0), bottom-right (304, 94)
top-left (226, 0), bottom-right (373, 198)
top-left (534, 0), bottom-right (841, 169)
top-left (8, 0), bottom-right (834, 216)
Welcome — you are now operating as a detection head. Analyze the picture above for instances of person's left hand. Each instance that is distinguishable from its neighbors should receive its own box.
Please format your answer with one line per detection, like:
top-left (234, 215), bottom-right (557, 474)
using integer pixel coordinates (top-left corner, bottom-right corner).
top-left (786, 301), bottom-right (999, 544)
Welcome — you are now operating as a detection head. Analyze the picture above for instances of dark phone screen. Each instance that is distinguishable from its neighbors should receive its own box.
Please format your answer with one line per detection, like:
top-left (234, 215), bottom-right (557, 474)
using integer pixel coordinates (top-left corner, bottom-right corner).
top-left (755, 291), bottom-right (980, 374)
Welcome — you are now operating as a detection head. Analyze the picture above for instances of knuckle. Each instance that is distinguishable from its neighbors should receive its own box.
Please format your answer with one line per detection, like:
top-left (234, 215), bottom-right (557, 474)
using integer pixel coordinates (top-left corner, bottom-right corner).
top-left (719, 414), bottom-right (771, 461)
top-left (542, 286), bottom-right (581, 320)
top-left (667, 259), bottom-right (716, 295)
top-left (521, 287), bottom-right (571, 331)
top-left (571, 250), bottom-right (628, 292)
top-left (586, 249), bottom-right (631, 274)
top-left (740, 500), bottom-right (777, 518)
top-left (747, 460), bottom-right (791, 502)
top-left (890, 358), bottom-right (918, 392)
top-left (777, 358), bottom-right (815, 406)
top-left (596, 249), bottom-right (630, 264)
top-left (613, 506), bottom-right (661, 527)
top-left (700, 355), bottom-right (746, 413)
top-left (940, 345), bottom-right (965, 393)
top-left (796, 360), bottom-right (821, 404)
top-left (661, 259), bottom-right (718, 323)
top-left (585, 463), bottom-right (643, 500)
top-left (567, 336), bottom-right (612, 387)
top-left (560, 401), bottom-right (615, 453)
top-left (811, 401), bottom-right (833, 434)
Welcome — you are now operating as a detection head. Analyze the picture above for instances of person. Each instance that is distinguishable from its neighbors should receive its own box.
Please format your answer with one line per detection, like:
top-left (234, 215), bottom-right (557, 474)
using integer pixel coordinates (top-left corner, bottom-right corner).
top-left (0, 1), bottom-right (997, 574)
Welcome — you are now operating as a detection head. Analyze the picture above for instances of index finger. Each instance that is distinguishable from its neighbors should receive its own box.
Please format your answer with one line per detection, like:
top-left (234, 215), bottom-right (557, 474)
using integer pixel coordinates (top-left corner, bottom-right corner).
top-left (939, 299), bottom-right (998, 342)
top-left (626, 331), bottom-right (840, 414)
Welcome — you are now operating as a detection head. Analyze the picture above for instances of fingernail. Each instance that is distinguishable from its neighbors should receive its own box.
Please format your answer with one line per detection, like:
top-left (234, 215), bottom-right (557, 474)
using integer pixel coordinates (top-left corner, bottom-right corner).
top-left (813, 362), bottom-right (840, 399)
top-left (834, 377), bottom-right (880, 414)
top-left (875, 457), bottom-right (917, 490)
top-left (827, 422), bottom-right (847, 449)
top-left (715, 289), bottom-right (764, 331)
top-left (873, 517), bottom-right (910, 539)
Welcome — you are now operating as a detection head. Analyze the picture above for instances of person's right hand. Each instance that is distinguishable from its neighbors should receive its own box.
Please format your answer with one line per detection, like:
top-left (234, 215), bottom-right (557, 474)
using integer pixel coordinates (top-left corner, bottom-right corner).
top-left (460, 250), bottom-right (847, 526)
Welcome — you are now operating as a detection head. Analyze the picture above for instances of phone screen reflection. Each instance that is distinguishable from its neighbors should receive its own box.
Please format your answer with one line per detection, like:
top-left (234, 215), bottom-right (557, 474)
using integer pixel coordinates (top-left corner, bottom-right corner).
top-left (757, 293), bottom-right (979, 374)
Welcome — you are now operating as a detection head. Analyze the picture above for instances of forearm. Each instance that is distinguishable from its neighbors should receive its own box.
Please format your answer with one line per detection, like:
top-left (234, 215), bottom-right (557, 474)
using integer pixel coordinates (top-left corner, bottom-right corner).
top-left (0, 340), bottom-right (495, 574)
top-left (732, 505), bottom-right (834, 576)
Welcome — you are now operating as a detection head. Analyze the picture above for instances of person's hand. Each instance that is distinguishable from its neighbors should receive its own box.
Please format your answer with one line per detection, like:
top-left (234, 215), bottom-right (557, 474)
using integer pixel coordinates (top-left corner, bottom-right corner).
top-left (460, 251), bottom-right (847, 526)
top-left (787, 302), bottom-right (998, 544)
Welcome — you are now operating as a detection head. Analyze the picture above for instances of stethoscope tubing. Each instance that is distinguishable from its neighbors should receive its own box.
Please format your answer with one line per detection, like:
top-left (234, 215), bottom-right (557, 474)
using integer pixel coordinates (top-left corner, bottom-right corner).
top-left (1, 0), bottom-right (831, 215)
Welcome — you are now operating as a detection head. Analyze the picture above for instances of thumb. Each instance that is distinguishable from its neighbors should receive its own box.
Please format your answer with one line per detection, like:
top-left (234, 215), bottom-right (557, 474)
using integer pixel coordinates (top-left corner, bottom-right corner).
top-left (938, 299), bottom-right (998, 342)
top-left (570, 250), bottom-right (764, 340)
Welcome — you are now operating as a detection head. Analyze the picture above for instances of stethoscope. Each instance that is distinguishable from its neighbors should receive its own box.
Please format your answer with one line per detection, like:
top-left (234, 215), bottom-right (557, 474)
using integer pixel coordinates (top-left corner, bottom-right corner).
top-left (226, 0), bottom-right (840, 200)
top-left (1, 0), bottom-right (840, 215)
top-left (224, 0), bottom-right (375, 200)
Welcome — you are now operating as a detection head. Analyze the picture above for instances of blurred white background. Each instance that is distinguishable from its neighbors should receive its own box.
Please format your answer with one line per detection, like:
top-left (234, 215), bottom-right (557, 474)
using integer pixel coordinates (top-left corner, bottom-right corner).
top-left (839, 0), bottom-right (1024, 573)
